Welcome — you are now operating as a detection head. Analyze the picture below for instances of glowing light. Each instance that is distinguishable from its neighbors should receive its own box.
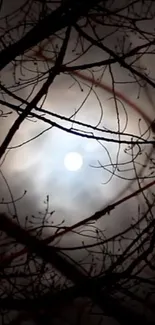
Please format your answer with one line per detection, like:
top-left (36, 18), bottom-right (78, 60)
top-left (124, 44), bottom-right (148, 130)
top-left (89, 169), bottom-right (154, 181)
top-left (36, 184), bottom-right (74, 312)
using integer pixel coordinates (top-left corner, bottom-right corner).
top-left (64, 152), bottom-right (83, 171)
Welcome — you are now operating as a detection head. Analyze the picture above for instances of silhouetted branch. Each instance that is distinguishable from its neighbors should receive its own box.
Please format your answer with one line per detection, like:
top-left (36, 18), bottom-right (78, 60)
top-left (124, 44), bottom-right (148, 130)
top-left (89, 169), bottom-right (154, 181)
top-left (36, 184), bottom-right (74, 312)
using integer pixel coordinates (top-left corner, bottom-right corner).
top-left (0, 0), bottom-right (102, 71)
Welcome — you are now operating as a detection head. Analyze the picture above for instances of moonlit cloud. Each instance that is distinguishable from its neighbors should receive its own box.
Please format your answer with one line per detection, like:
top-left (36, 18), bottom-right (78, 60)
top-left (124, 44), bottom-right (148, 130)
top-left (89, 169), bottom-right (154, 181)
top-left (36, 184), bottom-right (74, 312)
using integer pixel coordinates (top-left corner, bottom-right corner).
top-left (0, 5), bottom-right (155, 324)
top-left (0, 1), bottom-right (155, 245)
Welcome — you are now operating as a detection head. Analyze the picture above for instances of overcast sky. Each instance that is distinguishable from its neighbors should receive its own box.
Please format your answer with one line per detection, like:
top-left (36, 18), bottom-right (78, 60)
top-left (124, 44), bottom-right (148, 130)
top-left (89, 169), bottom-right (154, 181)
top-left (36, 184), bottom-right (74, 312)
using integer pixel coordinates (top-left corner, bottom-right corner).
top-left (0, 0), bottom-right (155, 249)
top-left (1, 2), bottom-right (155, 325)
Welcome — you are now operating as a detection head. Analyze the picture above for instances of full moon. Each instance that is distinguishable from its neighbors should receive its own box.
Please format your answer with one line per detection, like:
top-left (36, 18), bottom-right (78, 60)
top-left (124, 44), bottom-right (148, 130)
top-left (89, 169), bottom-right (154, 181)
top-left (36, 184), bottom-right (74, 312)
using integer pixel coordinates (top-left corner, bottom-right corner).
top-left (64, 152), bottom-right (83, 171)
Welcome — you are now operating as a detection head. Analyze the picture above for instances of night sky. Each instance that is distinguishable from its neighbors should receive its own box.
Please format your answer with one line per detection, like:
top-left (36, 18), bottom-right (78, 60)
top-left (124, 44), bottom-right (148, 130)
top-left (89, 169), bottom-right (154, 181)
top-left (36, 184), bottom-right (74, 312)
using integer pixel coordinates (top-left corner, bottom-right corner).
top-left (0, 1), bottom-right (155, 324)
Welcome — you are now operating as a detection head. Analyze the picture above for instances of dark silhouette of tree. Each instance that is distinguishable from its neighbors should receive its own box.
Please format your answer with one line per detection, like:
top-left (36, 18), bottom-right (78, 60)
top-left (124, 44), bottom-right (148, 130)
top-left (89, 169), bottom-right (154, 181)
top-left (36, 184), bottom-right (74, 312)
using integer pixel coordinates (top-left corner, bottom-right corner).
top-left (0, 1), bottom-right (155, 325)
